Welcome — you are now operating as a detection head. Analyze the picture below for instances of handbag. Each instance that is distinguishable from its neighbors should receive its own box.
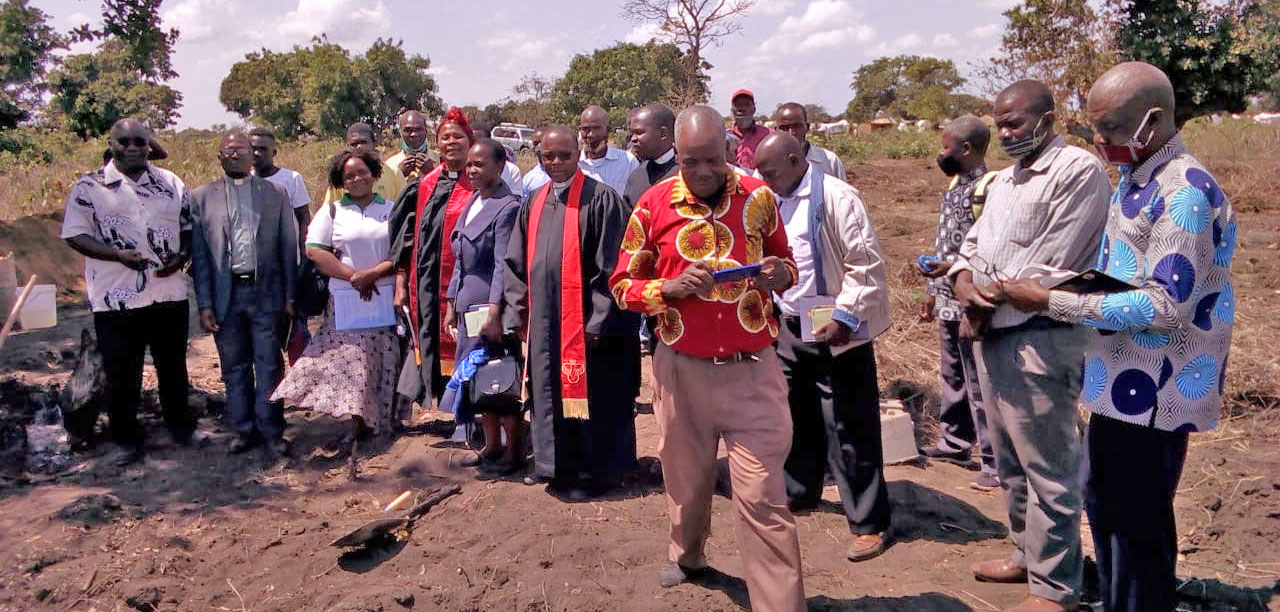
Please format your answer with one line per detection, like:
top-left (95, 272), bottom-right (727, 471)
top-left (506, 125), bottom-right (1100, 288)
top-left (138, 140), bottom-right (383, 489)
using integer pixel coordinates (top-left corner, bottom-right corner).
top-left (467, 343), bottom-right (522, 413)
top-left (295, 202), bottom-right (337, 317)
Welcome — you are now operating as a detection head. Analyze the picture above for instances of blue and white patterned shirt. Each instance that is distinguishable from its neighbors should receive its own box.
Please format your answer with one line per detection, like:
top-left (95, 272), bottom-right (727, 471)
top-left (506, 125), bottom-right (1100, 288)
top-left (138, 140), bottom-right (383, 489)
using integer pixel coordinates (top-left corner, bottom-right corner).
top-left (1048, 135), bottom-right (1235, 432)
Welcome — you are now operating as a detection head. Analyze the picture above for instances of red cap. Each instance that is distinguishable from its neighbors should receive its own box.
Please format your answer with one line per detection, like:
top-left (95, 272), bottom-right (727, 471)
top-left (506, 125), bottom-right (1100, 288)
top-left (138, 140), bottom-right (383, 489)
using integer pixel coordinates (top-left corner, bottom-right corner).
top-left (731, 88), bottom-right (755, 102)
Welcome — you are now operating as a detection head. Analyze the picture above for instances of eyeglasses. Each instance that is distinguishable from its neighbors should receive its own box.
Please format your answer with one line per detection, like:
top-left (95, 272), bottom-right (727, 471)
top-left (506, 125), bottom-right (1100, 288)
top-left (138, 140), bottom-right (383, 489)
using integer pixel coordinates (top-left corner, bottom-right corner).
top-left (960, 253), bottom-right (1011, 284)
top-left (115, 137), bottom-right (148, 148)
top-left (220, 146), bottom-right (251, 156)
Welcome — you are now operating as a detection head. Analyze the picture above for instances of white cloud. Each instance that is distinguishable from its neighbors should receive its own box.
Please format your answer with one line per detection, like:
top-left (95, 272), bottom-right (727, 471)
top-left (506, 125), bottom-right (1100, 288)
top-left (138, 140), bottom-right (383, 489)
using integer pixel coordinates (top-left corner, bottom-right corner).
top-left (871, 32), bottom-right (923, 56)
top-left (758, 0), bottom-right (876, 55)
top-left (427, 64), bottom-right (453, 77)
top-left (480, 33), bottom-right (565, 72)
top-left (623, 23), bottom-right (664, 45)
top-left (276, 0), bottom-right (391, 48)
top-left (978, 0), bottom-right (1019, 9)
top-left (756, 0), bottom-right (795, 16)
top-left (969, 23), bottom-right (1003, 38)
top-left (932, 33), bottom-right (957, 49)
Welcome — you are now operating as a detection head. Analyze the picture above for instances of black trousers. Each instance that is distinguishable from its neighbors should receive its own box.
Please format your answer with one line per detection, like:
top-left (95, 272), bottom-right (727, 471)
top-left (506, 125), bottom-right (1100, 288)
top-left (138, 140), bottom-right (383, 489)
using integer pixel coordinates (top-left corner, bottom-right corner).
top-left (777, 315), bottom-right (891, 534)
top-left (93, 300), bottom-right (195, 447)
top-left (1084, 414), bottom-right (1188, 612)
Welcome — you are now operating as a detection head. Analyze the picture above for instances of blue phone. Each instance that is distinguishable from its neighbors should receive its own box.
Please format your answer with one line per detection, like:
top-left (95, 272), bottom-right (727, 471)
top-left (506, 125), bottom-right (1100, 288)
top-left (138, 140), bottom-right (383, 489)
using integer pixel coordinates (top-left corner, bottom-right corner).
top-left (713, 263), bottom-right (762, 283)
top-left (917, 255), bottom-right (940, 274)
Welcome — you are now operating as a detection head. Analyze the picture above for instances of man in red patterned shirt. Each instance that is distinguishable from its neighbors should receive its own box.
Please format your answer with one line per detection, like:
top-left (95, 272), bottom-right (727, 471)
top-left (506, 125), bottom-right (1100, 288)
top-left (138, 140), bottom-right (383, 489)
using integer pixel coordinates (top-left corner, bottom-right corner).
top-left (610, 105), bottom-right (805, 612)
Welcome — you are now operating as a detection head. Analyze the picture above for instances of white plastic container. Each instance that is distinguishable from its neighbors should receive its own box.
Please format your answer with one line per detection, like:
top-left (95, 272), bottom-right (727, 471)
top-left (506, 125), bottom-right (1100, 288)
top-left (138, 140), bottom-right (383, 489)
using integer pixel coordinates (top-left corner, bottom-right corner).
top-left (18, 284), bottom-right (57, 330)
top-left (880, 407), bottom-right (920, 464)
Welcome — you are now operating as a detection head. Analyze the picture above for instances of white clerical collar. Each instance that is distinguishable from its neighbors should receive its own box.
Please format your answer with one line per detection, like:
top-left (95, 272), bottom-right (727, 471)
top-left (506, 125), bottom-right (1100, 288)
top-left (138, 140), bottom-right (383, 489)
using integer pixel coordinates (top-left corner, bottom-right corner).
top-left (653, 148), bottom-right (675, 165)
top-left (552, 179), bottom-right (572, 190)
top-left (230, 177), bottom-right (247, 186)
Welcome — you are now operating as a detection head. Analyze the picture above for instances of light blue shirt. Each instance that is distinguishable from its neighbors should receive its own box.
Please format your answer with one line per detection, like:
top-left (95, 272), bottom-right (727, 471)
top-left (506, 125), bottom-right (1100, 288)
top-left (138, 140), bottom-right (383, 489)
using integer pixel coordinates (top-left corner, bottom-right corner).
top-left (522, 164), bottom-right (551, 200)
top-left (578, 146), bottom-right (639, 197)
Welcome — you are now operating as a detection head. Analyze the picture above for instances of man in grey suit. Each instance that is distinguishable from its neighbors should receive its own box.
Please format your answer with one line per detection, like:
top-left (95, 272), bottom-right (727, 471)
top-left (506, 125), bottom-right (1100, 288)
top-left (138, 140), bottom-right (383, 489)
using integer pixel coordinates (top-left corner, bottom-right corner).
top-left (190, 131), bottom-right (298, 457)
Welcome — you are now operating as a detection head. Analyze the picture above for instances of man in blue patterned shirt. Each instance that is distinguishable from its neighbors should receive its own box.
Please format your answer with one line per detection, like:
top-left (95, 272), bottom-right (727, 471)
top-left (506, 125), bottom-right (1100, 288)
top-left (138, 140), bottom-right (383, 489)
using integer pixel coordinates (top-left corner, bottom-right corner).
top-left (918, 115), bottom-right (1000, 491)
top-left (1002, 62), bottom-right (1236, 612)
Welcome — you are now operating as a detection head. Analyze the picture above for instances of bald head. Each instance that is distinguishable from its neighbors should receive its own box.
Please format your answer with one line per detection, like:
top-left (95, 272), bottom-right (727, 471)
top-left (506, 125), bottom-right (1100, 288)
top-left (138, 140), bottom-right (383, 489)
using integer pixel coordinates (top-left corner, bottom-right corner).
top-left (942, 115), bottom-right (991, 156)
top-left (540, 126), bottom-right (579, 183)
top-left (1088, 61), bottom-right (1176, 142)
top-left (997, 80), bottom-right (1055, 115)
top-left (754, 132), bottom-right (808, 196)
top-left (579, 105), bottom-right (610, 158)
top-left (107, 118), bottom-right (151, 174)
top-left (674, 105), bottom-right (729, 200)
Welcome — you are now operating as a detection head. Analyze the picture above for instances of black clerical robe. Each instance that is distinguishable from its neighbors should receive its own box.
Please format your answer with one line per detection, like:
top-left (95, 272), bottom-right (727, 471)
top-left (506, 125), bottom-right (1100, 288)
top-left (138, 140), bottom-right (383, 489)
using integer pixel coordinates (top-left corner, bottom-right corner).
top-left (623, 155), bottom-right (679, 207)
top-left (503, 174), bottom-right (641, 482)
top-left (388, 168), bottom-right (473, 405)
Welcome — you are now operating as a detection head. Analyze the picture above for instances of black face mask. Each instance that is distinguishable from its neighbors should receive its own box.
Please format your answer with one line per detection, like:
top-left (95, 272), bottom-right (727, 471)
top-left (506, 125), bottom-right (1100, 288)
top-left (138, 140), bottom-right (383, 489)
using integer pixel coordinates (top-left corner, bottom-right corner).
top-left (936, 154), bottom-right (965, 176)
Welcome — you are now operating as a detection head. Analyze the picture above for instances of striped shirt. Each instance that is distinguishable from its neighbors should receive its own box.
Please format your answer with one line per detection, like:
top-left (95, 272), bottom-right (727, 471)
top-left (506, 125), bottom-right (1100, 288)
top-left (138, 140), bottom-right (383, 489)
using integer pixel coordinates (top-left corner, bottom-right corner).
top-left (1047, 135), bottom-right (1235, 433)
top-left (579, 146), bottom-right (639, 197)
top-left (952, 136), bottom-right (1111, 329)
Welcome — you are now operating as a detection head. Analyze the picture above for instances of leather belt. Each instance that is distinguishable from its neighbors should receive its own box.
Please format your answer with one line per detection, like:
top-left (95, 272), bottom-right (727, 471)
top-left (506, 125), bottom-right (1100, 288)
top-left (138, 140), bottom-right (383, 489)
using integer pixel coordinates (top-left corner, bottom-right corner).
top-left (710, 350), bottom-right (762, 365)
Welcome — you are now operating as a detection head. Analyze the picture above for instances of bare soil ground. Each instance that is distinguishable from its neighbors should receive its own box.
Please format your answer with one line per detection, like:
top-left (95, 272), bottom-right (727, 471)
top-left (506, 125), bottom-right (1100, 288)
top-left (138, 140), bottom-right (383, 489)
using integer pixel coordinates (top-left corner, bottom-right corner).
top-left (0, 160), bottom-right (1276, 612)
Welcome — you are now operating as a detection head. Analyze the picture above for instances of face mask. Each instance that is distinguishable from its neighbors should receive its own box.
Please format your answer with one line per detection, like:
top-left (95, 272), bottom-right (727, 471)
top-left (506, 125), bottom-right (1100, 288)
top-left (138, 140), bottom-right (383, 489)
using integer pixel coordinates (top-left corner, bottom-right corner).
top-left (1095, 108), bottom-right (1158, 167)
top-left (936, 154), bottom-right (965, 176)
top-left (1000, 113), bottom-right (1049, 159)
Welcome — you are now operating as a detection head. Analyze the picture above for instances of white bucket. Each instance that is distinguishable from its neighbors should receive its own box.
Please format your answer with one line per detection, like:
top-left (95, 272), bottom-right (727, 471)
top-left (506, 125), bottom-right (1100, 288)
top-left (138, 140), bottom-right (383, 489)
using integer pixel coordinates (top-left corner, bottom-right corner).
top-left (880, 407), bottom-right (920, 464)
top-left (18, 284), bottom-right (57, 330)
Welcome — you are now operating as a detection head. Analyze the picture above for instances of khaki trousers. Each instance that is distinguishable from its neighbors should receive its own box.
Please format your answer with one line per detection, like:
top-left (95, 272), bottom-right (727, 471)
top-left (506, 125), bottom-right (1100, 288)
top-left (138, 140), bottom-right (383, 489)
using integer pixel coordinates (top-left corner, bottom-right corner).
top-left (652, 345), bottom-right (805, 612)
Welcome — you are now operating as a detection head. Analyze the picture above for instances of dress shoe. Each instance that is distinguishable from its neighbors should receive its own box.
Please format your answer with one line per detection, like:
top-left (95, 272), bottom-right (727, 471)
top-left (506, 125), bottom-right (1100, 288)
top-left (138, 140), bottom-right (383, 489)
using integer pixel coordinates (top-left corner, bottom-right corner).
top-left (923, 444), bottom-right (978, 468)
top-left (657, 562), bottom-right (705, 588)
top-left (1005, 595), bottom-right (1074, 611)
top-left (971, 557), bottom-right (1028, 583)
top-left (846, 532), bottom-right (890, 562)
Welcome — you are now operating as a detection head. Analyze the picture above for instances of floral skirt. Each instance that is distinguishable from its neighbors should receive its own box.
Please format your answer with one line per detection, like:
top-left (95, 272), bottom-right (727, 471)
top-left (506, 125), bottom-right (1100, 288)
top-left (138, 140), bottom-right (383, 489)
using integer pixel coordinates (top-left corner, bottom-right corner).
top-left (270, 302), bottom-right (405, 434)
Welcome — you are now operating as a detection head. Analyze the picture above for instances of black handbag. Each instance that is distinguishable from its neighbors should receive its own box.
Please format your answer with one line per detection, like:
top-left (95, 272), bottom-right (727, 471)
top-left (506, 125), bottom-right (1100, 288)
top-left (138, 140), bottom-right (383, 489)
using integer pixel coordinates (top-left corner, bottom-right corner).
top-left (295, 202), bottom-right (337, 317)
top-left (468, 345), bottom-right (522, 413)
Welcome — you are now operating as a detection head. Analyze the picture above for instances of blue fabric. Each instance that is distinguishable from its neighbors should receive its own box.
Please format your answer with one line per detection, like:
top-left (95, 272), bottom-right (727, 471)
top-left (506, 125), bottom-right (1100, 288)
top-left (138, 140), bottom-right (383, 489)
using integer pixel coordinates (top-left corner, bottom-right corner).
top-left (807, 164), bottom-right (828, 296)
top-left (440, 346), bottom-right (490, 424)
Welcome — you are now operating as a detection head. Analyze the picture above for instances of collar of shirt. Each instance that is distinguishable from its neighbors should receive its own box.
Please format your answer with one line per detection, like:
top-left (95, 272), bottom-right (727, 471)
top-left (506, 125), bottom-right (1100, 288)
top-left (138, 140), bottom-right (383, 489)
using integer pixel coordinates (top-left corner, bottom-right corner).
top-left (951, 164), bottom-right (988, 189)
top-left (651, 148), bottom-right (675, 165)
top-left (729, 123), bottom-right (763, 139)
top-left (670, 165), bottom-right (747, 206)
top-left (1125, 133), bottom-right (1186, 187)
top-left (101, 160), bottom-right (156, 187)
top-left (1018, 135), bottom-right (1069, 177)
top-left (580, 146), bottom-right (625, 164)
top-left (778, 165), bottom-right (815, 205)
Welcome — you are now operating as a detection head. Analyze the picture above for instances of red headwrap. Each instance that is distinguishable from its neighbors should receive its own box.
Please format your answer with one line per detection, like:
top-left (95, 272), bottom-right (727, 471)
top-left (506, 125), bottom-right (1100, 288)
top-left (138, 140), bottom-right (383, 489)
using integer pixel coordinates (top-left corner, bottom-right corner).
top-left (438, 107), bottom-right (475, 141)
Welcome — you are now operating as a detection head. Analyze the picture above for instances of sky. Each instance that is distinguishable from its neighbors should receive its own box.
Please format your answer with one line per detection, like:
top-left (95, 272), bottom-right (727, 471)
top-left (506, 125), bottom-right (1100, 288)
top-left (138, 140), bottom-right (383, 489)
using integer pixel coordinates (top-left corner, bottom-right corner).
top-left (37, 0), bottom-right (1022, 129)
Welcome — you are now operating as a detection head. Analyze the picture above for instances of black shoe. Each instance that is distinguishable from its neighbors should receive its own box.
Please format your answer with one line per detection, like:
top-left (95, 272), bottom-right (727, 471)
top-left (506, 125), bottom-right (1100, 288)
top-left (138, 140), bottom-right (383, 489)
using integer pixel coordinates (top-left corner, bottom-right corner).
top-left (266, 438), bottom-right (290, 459)
top-left (657, 562), bottom-right (705, 588)
top-left (922, 444), bottom-right (976, 467)
top-left (173, 429), bottom-right (210, 449)
top-left (788, 498), bottom-right (819, 514)
top-left (111, 445), bottom-right (144, 467)
top-left (229, 436), bottom-right (259, 454)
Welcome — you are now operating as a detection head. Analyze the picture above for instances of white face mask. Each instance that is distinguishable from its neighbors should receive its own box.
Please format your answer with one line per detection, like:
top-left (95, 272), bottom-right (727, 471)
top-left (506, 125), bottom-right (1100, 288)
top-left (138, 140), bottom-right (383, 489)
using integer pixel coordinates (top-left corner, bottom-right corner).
top-left (1000, 113), bottom-right (1049, 159)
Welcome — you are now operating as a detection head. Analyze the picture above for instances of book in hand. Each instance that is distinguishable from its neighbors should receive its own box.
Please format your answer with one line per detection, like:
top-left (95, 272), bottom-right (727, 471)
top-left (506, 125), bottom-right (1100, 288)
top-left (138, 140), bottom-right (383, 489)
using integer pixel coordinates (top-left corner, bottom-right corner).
top-left (1048, 269), bottom-right (1139, 294)
top-left (463, 305), bottom-right (491, 338)
top-left (713, 263), bottom-right (761, 283)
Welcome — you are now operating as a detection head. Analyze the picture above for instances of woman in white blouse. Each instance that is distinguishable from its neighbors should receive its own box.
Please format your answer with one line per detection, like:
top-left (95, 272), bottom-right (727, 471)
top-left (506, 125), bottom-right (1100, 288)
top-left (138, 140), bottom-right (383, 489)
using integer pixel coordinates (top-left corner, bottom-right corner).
top-left (271, 150), bottom-right (403, 468)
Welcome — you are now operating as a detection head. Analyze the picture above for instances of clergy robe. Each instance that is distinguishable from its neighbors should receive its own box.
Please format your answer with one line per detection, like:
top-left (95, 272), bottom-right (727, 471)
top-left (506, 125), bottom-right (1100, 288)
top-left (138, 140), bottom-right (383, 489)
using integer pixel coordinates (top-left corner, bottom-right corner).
top-left (502, 173), bottom-right (641, 482)
top-left (388, 167), bottom-right (474, 405)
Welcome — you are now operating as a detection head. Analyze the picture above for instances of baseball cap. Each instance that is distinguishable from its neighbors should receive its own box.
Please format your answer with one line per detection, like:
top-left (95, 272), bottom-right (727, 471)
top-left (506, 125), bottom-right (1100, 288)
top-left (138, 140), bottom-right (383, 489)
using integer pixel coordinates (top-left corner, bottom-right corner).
top-left (731, 89), bottom-right (755, 103)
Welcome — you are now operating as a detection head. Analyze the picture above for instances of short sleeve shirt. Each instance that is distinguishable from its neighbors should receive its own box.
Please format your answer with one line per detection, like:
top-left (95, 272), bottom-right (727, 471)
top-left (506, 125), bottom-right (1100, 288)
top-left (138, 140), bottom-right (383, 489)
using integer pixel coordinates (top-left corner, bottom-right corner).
top-left (306, 195), bottom-right (396, 293)
top-left (60, 162), bottom-right (191, 312)
top-left (258, 167), bottom-right (311, 210)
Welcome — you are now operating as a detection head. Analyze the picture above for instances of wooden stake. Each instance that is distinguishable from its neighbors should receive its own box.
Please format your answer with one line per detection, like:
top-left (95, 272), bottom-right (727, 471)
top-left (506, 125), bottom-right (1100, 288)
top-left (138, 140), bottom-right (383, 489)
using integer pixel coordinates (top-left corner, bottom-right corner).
top-left (0, 274), bottom-right (38, 351)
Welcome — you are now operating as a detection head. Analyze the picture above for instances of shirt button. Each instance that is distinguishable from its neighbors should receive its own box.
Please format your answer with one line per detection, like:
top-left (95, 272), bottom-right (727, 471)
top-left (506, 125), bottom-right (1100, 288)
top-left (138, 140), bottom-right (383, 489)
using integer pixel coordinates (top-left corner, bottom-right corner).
top-left (718, 347), bottom-right (725, 352)
top-left (716, 313), bottom-right (722, 320)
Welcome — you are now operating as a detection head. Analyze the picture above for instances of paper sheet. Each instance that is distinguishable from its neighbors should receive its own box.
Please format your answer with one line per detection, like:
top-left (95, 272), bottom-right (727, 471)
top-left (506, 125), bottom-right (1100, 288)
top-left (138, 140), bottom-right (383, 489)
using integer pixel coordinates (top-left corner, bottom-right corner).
top-left (463, 305), bottom-right (491, 338)
top-left (333, 286), bottom-right (396, 331)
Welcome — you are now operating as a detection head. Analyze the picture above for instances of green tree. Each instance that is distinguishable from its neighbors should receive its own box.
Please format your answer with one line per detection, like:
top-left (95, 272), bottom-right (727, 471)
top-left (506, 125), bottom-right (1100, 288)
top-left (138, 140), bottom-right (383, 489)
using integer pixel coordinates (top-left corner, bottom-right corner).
top-left (974, 0), bottom-right (1116, 134)
top-left (48, 40), bottom-right (182, 137)
top-left (1112, 0), bottom-right (1280, 123)
top-left (550, 41), bottom-right (698, 127)
top-left (0, 0), bottom-right (66, 129)
top-left (845, 55), bottom-right (965, 123)
top-left (220, 38), bottom-right (442, 138)
top-left (70, 0), bottom-right (179, 82)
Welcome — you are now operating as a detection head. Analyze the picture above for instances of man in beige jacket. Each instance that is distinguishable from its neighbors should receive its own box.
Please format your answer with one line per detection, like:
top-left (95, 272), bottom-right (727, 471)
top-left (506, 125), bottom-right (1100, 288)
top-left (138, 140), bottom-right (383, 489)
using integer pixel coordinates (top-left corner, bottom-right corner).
top-left (755, 133), bottom-right (894, 562)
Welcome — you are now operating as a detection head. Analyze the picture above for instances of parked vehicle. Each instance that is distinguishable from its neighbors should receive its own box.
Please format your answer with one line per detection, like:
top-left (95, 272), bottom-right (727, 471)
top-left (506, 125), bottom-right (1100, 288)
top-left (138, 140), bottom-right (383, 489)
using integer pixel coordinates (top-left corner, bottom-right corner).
top-left (491, 123), bottom-right (536, 151)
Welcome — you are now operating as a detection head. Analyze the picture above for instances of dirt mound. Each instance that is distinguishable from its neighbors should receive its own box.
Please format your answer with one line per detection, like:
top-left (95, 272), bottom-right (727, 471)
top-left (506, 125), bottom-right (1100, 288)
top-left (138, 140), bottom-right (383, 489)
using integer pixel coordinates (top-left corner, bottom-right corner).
top-left (0, 212), bottom-right (85, 301)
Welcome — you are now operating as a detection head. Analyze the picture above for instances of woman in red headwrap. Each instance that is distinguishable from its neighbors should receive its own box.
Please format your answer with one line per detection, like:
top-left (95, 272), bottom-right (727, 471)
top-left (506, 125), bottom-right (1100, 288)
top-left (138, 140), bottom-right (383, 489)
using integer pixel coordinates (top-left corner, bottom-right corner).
top-left (389, 108), bottom-right (477, 408)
